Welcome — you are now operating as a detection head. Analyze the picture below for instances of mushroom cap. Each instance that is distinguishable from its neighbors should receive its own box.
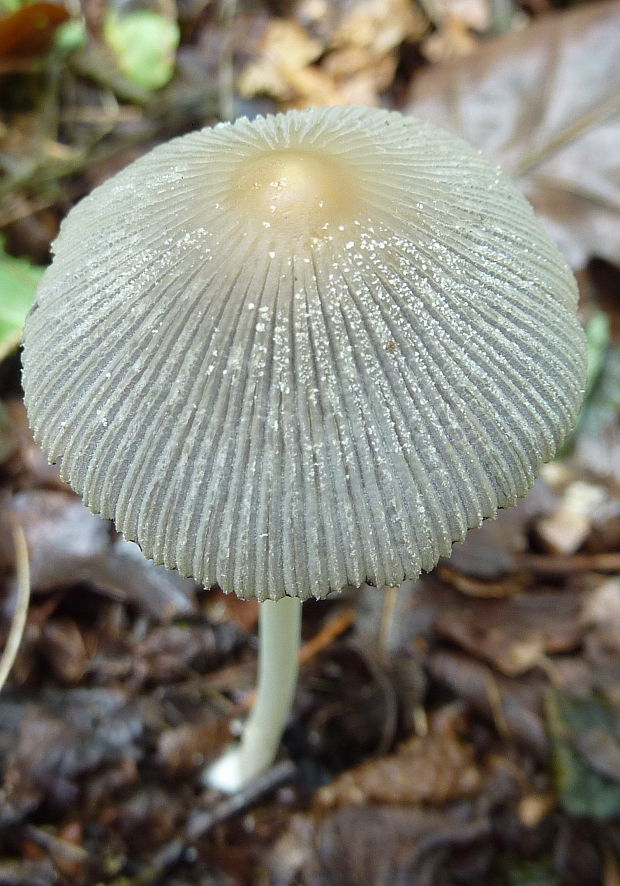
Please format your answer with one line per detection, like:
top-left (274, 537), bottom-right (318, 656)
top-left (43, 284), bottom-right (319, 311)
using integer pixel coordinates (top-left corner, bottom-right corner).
top-left (22, 106), bottom-right (586, 601)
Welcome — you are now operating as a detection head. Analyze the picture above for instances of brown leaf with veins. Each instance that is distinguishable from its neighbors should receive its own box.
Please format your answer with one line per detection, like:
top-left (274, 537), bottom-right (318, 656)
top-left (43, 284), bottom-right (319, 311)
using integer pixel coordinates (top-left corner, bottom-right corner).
top-left (435, 588), bottom-right (587, 676)
top-left (406, 1), bottom-right (620, 269)
top-left (0, 2), bottom-right (69, 58)
top-left (316, 731), bottom-right (481, 808)
top-left (0, 490), bottom-right (195, 621)
top-left (269, 805), bottom-right (491, 886)
top-left (240, 0), bottom-right (425, 107)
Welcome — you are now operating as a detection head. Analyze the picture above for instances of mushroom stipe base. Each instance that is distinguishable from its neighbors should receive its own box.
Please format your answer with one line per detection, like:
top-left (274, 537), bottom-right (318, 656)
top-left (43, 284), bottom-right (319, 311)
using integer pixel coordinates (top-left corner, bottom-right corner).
top-left (205, 596), bottom-right (302, 793)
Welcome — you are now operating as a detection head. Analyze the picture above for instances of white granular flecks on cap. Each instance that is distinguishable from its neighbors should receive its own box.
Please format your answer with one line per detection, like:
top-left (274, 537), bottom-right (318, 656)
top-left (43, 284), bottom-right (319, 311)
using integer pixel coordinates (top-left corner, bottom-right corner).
top-left (22, 106), bottom-right (587, 601)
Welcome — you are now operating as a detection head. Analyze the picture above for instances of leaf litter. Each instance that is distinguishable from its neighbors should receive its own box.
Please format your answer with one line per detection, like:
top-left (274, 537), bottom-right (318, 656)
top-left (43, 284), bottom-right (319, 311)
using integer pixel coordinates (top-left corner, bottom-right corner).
top-left (1, 0), bottom-right (620, 883)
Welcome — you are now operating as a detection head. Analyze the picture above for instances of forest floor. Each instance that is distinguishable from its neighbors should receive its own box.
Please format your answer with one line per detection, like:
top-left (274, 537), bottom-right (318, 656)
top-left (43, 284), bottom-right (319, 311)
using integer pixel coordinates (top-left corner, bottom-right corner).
top-left (1, 0), bottom-right (620, 883)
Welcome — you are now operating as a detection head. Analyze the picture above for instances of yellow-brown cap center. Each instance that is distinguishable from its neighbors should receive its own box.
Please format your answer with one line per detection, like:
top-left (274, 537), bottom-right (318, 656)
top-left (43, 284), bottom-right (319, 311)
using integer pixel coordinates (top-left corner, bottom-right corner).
top-left (232, 149), bottom-right (358, 240)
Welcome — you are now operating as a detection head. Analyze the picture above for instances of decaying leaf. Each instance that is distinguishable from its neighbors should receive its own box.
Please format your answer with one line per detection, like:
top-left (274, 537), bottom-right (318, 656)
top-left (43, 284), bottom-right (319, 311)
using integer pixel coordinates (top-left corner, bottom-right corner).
top-left (156, 719), bottom-right (226, 776)
top-left (239, 0), bottom-right (425, 107)
top-left (434, 588), bottom-right (587, 676)
top-left (237, 18), bottom-right (325, 102)
top-left (0, 489), bottom-right (195, 620)
top-left (406, 1), bottom-right (620, 269)
top-left (574, 345), bottom-right (620, 481)
top-left (0, 237), bottom-right (43, 361)
top-left (0, 689), bottom-right (142, 819)
top-left (547, 690), bottom-right (620, 819)
top-left (427, 649), bottom-right (549, 754)
top-left (39, 617), bottom-right (90, 684)
top-left (133, 622), bottom-right (218, 684)
top-left (0, 1), bottom-right (69, 58)
top-left (315, 731), bottom-right (481, 808)
top-left (269, 805), bottom-right (491, 886)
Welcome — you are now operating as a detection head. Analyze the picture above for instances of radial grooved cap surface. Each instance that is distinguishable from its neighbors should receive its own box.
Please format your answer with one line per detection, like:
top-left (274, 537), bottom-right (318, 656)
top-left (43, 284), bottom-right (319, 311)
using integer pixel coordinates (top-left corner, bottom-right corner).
top-left (22, 106), bottom-right (587, 601)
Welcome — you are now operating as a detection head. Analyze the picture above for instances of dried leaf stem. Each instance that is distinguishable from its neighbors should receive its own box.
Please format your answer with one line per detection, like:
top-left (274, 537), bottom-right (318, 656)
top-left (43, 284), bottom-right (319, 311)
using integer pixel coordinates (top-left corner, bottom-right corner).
top-left (0, 524), bottom-right (31, 691)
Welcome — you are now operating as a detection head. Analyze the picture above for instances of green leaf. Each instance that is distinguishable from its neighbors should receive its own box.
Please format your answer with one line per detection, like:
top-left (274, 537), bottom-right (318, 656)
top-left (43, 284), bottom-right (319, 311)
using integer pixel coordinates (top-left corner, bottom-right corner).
top-left (103, 8), bottom-right (179, 91)
top-left (584, 310), bottom-right (610, 393)
top-left (0, 0), bottom-right (23, 13)
top-left (546, 689), bottom-right (620, 819)
top-left (0, 238), bottom-right (43, 361)
top-left (504, 858), bottom-right (557, 886)
top-left (578, 343), bottom-right (620, 438)
top-left (54, 18), bottom-right (87, 55)
top-left (557, 310), bottom-right (611, 453)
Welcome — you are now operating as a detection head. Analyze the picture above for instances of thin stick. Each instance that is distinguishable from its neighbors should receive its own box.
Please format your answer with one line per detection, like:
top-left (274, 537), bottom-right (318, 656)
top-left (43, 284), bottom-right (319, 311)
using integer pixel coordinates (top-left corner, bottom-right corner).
top-left (519, 551), bottom-right (620, 574)
top-left (218, 0), bottom-right (237, 122)
top-left (298, 607), bottom-right (355, 665)
top-left (0, 525), bottom-right (30, 691)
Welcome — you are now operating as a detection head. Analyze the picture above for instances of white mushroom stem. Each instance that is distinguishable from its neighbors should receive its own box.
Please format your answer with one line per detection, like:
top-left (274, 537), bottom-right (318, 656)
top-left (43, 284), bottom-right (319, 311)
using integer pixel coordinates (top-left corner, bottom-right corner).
top-left (205, 595), bottom-right (303, 793)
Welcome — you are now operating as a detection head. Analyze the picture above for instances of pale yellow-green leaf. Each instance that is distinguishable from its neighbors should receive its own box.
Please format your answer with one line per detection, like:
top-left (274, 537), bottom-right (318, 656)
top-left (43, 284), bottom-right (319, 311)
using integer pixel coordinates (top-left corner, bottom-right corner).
top-left (103, 9), bottom-right (179, 91)
top-left (0, 238), bottom-right (43, 362)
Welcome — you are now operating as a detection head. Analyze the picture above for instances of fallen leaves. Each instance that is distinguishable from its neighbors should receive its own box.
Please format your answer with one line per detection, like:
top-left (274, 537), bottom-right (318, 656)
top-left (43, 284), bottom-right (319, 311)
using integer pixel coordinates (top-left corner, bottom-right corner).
top-left (0, 2), bottom-right (69, 60)
top-left (269, 805), bottom-right (491, 886)
top-left (406, 0), bottom-right (620, 269)
top-left (103, 7), bottom-right (180, 91)
top-left (0, 688), bottom-right (142, 819)
top-left (238, 0), bottom-right (425, 107)
top-left (434, 588), bottom-right (587, 676)
top-left (0, 489), bottom-right (196, 621)
top-left (547, 690), bottom-right (620, 818)
top-left (237, 19), bottom-right (325, 104)
top-left (0, 238), bottom-right (42, 362)
top-left (316, 731), bottom-right (481, 808)
top-left (1, 2), bottom-right (620, 883)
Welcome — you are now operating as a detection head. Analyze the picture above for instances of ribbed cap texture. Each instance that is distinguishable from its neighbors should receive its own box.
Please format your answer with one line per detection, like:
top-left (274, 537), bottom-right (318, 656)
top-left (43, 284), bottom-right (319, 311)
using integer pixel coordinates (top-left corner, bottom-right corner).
top-left (22, 106), bottom-right (587, 600)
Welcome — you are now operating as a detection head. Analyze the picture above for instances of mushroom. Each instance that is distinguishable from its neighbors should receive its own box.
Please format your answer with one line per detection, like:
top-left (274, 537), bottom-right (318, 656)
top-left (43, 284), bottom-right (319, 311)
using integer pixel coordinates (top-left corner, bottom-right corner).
top-left (22, 106), bottom-right (586, 791)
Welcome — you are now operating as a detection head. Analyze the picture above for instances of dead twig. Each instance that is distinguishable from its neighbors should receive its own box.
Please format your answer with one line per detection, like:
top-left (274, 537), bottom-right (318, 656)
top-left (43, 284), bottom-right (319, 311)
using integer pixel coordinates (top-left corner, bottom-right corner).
top-left (298, 608), bottom-right (355, 665)
top-left (188, 760), bottom-right (295, 838)
top-left (0, 525), bottom-right (31, 691)
top-left (519, 551), bottom-right (620, 575)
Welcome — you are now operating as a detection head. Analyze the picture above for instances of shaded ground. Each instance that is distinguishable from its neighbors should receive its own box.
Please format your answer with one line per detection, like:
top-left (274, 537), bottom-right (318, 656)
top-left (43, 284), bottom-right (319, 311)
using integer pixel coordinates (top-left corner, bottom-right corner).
top-left (1, 0), bottom-right (620, 883)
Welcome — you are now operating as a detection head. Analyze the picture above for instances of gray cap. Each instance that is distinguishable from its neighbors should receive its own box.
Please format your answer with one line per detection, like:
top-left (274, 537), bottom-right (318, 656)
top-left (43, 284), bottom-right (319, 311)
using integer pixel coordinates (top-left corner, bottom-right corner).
top-left (22, 106), bottom-right (587, 601)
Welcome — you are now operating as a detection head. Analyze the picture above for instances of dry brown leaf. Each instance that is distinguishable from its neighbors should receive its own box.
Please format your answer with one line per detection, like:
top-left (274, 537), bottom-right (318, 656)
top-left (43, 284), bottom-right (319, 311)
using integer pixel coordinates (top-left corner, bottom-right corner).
top-left (40, 618), bottom-right (90, 684)
top-left (322, 47), bottom-right (397, 105)
top-left (406, 1), bottom-right (620, 269)
top-left (427, 650), bottom-right (549, 754)
top-left (0, 2), bottom-right (69, 59)
top-left (295, 0), bottom-right (425, 50)
top-left (330, 0), bottom-right (424, 52)
top-left (422, 17), bottom-right (479, 63)
top-left (535, 480), bottom-right (608, 555)
top-left (269, 805), bottom-right (491, 886)
top-left (422, 0), bottom-right (491, 30)
top-left (240, 0), bottom-right (426, 107)
top-left (315, 731), bottom-right (481, 808)
top-left (237, 18), bottom-right (325, 102)
top-left (435, 590), bottom-right (587, 675)
top-left (0, 490), bottom-right (195, 620)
